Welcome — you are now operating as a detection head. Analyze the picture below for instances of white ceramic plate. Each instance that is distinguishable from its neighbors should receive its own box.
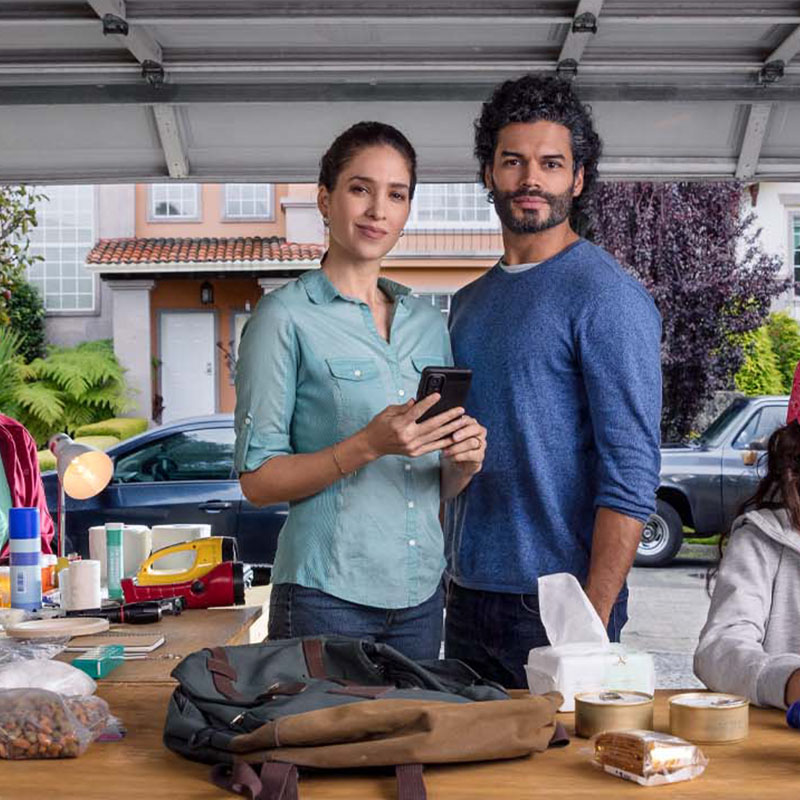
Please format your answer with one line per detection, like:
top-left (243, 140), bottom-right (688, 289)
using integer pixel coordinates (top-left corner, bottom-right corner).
top-left (5, 617), bottom-right (110, 639)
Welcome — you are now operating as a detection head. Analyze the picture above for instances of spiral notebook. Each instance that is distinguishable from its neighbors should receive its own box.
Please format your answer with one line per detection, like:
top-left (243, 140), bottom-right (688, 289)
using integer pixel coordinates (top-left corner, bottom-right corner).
top-left (65, 632), bottom-right (165, 655)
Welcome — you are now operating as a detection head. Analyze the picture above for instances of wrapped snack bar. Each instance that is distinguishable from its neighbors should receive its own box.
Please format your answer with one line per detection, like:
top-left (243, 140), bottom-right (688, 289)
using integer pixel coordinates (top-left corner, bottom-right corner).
top-left (593, 730), bottom-right (708, 786)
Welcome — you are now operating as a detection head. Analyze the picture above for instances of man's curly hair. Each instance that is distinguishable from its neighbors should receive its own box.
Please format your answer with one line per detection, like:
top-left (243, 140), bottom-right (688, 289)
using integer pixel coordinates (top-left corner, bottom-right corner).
top-left (474, 74), bottom-right (602, 230)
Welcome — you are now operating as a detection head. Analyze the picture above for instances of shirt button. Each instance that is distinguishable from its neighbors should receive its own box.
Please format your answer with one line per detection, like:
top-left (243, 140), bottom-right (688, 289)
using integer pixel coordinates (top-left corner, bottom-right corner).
top-left (398, 389), bottom-right (405, 397)
top-left (404, 464), bottom-right (411, 472)
top-left (354, 369), bottom-right (362, 377)
top-left (407, 501), bottom-right (414, 509)
top-left (408, 539), bottom-right (416, 547)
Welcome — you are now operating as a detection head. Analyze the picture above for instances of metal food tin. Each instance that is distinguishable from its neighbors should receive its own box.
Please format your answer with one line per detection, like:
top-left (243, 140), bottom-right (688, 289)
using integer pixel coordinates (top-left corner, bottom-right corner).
top-left (574, 690), bottom-right (654, 739)
top-left (669, 692), bottom-right (749, 743)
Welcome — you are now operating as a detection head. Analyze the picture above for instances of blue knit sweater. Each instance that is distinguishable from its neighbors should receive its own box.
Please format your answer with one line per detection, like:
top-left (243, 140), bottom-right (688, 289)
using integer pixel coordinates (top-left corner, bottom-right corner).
top-left (446, 239), bottom-right (662, 593)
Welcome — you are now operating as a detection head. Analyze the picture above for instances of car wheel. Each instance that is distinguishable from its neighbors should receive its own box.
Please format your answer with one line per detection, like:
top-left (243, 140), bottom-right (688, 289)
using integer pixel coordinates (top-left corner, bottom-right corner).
top-left (635, 500), bottom-right (684, 568)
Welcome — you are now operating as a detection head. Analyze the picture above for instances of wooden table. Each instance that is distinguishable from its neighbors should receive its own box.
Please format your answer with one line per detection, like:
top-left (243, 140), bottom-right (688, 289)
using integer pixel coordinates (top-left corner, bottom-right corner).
top-left (2, 687), bottom-right (799, 798)
top-left (55, 585), bottom-right (271, 683)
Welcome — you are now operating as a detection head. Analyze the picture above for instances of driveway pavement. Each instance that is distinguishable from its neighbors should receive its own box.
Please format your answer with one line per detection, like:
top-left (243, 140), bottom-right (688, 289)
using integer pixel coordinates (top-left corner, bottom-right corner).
top-left (622, 545), bottom-right (716, 689)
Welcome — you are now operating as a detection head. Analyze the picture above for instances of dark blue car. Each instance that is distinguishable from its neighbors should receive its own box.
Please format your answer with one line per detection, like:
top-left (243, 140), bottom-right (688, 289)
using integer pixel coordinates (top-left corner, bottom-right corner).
top-left (42, 415), bottom-right (287, 564)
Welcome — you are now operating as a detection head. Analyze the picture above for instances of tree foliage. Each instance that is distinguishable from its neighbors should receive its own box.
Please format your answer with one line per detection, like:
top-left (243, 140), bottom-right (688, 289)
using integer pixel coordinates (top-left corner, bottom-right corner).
top-left (765, 311), bottom-right (800, 393)
top-left (0, 186), bottom-right (46, 325)
top-left (0, 332), bottom-right (132, 446)
top-left (7, 280), bottom-right (46, 362)
top-left (588, 182), bottom-right (788, 441)
top-left (734, 326), bottom-right (784, 395)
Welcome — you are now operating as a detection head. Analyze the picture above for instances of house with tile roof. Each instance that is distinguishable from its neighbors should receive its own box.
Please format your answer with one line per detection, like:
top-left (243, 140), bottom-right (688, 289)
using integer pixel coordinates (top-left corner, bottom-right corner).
top-left (31, 182), bottom-right (502, 424)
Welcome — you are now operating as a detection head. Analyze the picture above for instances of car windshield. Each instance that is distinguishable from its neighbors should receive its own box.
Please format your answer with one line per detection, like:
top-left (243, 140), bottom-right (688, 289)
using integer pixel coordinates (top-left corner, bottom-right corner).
top-left (696, 397), bottom-right (750, 448)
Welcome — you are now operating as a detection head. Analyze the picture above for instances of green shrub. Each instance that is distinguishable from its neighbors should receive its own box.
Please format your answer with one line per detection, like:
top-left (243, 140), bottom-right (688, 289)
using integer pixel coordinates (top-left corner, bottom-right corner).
top-left (0, 332), bottom-right (133, 447)
top-left (7, 281), bottom-right (46, 363)
top-left (74, 435), bottom-right (120, 451)
top-left (766, 311), bottom-right (800, 393)
top-left (74, 417), bottom-right (147, 441)
top-left (37, 449), bottom-right (56, 472)
top-left (735, 326), bottom-right (784, 395)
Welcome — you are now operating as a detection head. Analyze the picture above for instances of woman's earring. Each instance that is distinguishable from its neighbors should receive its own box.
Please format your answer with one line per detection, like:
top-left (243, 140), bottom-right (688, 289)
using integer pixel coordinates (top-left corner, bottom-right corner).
top-left (322, 216), bottom-right (330, 227)
top-left (399, 229), bottom-right (406, 238)
top-left (487, 191), bottom-right (495, 205)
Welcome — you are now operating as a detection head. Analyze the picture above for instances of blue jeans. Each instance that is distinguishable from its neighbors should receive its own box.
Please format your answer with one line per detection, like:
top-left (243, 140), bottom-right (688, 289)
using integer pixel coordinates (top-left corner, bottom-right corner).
top-left (268, 582), bottom-right (445, 661)
top-left (444, 582), bottom-right (629, 689)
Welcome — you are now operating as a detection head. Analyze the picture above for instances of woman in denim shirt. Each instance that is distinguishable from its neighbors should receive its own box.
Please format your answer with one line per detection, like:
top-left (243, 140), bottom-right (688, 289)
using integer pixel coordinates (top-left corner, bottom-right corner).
top-left (234, 123), bottom-right (487, 659)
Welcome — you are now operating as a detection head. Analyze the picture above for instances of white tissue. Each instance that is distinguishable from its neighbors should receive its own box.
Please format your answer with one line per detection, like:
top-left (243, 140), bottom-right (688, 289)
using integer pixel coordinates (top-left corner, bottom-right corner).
top-left (538, 572), bottom-right (609, 649)
top-left (526, 572), bottom-right (655, 711)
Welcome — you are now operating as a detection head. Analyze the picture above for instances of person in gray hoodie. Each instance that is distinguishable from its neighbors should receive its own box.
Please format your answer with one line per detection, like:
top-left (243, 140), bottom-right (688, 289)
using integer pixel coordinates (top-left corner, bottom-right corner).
top-left (695, 420), bottom-right (800, 710)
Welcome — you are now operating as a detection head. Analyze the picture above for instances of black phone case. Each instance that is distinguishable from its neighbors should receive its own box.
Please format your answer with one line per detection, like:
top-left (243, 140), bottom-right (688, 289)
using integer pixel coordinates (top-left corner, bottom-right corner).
top-left (415, 367), bottom-right (472, 423)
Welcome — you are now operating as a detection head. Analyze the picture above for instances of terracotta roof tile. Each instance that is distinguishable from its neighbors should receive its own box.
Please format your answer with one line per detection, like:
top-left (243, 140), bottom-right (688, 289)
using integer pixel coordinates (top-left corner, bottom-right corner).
top-left (87, 236), bottom-right (324, 265)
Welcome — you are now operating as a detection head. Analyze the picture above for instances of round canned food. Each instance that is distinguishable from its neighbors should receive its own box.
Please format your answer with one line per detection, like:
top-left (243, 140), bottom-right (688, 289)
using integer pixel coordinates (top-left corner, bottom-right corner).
top-left (669, 692), bottom-right (749, 743)
top-left (575, 690), bottom-right (654, 739)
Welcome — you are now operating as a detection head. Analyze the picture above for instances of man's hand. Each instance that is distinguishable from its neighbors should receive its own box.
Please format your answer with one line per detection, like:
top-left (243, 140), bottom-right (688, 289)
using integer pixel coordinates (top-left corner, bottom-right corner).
top-left (584, 507), bottom-right (643, 626)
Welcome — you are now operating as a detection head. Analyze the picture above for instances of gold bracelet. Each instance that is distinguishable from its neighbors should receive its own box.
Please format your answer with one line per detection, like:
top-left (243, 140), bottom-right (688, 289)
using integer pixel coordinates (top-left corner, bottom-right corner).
top-left (331, 442), bottom-right (348, 476)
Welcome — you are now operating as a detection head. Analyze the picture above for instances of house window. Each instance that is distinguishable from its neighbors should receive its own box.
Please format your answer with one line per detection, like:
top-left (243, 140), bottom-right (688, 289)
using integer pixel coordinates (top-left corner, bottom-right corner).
top-left (407, 184), bottom-right (498, 230)
top-left (793, 214), bottom-right (800, 296)
top-left (224, 184), bottom-right (274, 220)
top-left (150, 183), bottom-right (199, 220)
top-left (414, 292), bottom-right (453, 316)
top-left (26, 185), bottom-right (96, 312)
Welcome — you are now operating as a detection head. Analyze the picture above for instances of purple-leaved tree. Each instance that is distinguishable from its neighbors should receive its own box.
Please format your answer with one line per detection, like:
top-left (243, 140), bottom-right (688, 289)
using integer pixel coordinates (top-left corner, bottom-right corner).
top-left (587, 182), bottom-right (788, 441)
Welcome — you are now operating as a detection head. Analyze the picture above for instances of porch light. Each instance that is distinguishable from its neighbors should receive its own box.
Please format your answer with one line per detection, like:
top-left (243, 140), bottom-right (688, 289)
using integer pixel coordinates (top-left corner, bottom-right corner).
top-left (200, 281), bottom-right (214, 305)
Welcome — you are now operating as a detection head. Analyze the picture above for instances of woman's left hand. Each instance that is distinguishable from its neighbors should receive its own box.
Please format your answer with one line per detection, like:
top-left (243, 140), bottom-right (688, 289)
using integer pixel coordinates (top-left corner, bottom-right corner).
top-left (442, 415), bottom-right (486, 474)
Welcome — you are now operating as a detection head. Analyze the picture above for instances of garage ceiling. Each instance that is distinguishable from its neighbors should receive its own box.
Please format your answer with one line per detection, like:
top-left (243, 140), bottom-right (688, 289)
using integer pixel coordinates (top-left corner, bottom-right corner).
top-left (1, 1), bottom-right (800, 183)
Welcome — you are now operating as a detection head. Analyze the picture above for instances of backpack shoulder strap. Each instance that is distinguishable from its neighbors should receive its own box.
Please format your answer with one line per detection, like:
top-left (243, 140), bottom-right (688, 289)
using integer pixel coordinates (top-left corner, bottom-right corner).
top-left (211, 762), bottom-right (298, 800)
top-left (396, 764), bottom-right (426, 800)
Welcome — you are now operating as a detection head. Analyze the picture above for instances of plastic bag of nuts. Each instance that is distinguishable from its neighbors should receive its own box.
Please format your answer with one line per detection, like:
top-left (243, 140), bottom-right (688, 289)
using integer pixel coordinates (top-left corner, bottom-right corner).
top-left (0, 688), bottom-right (113, 759)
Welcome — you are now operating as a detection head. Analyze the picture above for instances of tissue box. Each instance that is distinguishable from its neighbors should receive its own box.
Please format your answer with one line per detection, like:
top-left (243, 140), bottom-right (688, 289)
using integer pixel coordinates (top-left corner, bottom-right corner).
top-left (526, 643), bottom-right (655, 712)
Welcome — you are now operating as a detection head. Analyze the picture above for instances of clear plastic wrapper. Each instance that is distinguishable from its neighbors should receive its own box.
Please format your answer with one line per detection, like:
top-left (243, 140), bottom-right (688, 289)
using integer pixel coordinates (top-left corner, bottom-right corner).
top-left (64, 694), bottom-right (124, 741)
top-left (0, 637), bottom-right (68, 665)
top-left (0, 689), bottom-right (122, 758)
top-left (593, 729), bottom-right (708, 786)
top-left (0, 659), bottom-right (96, 696)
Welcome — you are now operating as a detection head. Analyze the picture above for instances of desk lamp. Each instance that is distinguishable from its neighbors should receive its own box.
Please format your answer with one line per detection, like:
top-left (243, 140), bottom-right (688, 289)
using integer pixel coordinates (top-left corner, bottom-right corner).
top-left (48, 434), bottom-right (113, 558)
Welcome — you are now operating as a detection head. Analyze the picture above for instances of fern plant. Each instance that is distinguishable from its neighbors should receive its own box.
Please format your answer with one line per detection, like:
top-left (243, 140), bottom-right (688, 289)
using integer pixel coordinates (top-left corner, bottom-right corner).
top-left (0, 333), bottom-right (133, 446)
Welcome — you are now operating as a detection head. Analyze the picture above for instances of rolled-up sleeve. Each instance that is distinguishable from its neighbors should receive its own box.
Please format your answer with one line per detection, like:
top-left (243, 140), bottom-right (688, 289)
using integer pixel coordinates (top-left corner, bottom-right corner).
top-left (234, 293), bottom-right (297, 474)
top-left (577, 282), bottom-right (662, 522)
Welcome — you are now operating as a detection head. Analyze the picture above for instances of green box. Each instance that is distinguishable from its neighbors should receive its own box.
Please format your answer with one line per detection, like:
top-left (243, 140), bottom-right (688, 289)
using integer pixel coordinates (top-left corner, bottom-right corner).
top-left (72, 644), bottom-right (124, 679)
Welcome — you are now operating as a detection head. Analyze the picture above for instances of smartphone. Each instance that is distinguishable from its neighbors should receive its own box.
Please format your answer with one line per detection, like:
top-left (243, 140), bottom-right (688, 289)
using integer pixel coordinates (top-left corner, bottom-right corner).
top-left (415, 367), bottom-right (472, 423)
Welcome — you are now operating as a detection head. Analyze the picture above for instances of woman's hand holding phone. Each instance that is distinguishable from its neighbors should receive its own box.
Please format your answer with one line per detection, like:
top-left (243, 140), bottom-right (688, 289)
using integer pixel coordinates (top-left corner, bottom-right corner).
top-left (361, 393), bottom-right (468, 459)
top-left (441, 415), bottom-right (487, 475)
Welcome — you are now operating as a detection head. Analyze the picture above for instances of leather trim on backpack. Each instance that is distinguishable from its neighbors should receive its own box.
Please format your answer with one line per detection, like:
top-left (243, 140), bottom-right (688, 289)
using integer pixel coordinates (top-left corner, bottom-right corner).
top-left (208, 647), bottom-right (248, 702)
top-left (301, 639), bottom-right (326, 679)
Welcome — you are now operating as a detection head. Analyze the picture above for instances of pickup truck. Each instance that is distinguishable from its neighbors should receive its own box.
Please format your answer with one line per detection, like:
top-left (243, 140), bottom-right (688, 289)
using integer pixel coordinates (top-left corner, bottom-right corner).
top-left (636, 395), bottom-right (789, 567)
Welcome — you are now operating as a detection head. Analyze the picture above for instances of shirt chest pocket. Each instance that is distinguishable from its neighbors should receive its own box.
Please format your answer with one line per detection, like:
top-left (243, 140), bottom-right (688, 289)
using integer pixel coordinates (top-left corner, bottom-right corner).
top-left (403, 354), bottom-right (444, 390)
top-left (325, 357), bottom-right (385, 429)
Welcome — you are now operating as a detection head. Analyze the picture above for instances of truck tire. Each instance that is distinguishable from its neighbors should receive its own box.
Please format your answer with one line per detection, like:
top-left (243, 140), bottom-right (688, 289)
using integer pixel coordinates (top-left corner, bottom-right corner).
top-left (635, 499), bottom-right (684, 568)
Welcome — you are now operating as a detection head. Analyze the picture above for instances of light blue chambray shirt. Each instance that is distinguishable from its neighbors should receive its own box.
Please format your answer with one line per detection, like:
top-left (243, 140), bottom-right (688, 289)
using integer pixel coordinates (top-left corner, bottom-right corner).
top-left (234, 269), bottom-right (453, 609)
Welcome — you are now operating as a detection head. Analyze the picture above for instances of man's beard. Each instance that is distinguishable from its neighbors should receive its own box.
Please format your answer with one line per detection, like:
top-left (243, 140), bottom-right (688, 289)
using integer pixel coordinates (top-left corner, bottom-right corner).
top-left (492, 183), bottom-right (574, 235)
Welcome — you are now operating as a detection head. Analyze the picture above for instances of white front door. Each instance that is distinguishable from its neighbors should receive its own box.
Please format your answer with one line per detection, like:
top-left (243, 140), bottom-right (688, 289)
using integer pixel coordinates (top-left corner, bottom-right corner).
top-left (160, 312), bottom-right (216, 423)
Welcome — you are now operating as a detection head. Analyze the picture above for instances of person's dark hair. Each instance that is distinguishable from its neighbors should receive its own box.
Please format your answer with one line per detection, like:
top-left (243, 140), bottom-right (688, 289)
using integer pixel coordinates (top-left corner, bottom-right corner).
top-left (318, 121), bottom-right (417, 199)
top-left (474, 74), bottom-right (602, 230)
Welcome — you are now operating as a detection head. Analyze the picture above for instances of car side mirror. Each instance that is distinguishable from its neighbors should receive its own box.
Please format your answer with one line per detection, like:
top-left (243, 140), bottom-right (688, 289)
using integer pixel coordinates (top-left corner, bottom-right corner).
top-left (747, 439), bottom-right (767, 452)
top-left (742, 450), bottom-right (759, 466)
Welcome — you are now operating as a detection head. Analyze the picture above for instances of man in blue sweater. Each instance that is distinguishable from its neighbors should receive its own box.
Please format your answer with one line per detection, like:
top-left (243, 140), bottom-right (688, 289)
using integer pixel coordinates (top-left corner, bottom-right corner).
top-left (444, 74), bottom-right (662, 688)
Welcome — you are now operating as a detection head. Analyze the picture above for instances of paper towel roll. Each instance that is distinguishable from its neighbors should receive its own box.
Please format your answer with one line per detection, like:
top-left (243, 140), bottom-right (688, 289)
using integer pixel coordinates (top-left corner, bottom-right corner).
top-left (58, 568), bottom-right (70, 610)
top-left (89, 525), bottom-right (152, 579)
top-left (64, 560), bottom-right (102, 611)
top-left (150, 524), bottom-right (211, 571)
